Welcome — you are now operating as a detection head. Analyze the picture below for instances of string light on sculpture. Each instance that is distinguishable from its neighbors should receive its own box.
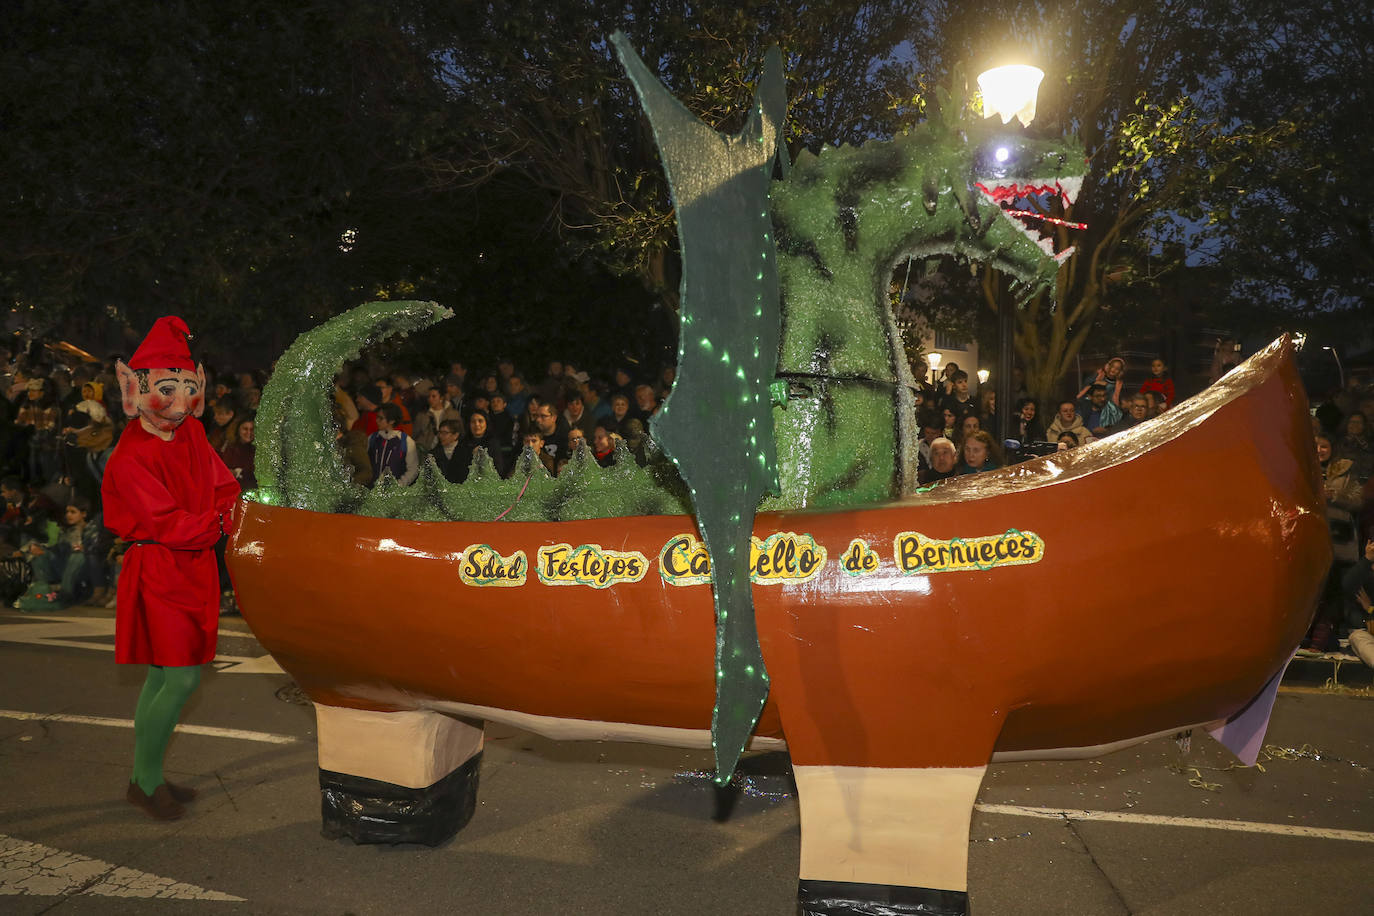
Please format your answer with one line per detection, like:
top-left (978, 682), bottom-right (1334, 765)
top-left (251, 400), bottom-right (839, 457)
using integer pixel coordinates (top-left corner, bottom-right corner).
top-left (999, 209), bottom-right (1088, 231)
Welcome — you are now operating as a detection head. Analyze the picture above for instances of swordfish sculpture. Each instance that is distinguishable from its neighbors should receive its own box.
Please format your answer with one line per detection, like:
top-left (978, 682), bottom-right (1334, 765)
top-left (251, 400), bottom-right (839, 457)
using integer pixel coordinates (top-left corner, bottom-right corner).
top-left (228, 35), bottom-right (1329, 916)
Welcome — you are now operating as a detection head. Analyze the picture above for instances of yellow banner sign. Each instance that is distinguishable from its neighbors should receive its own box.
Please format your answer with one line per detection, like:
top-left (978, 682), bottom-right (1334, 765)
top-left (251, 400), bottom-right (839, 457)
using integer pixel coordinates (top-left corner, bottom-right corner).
top-left (840, 538), bottom-right (881, 576)
top-left (750, 532), bottom-right (826, 584)
top-left (659, 532), bottom-right (826, 585)
top-left (893, 530), bottom-right (1044, 574)
top-left (659, 534), bottom-right (714, 586)
top-left (537, 543), bottom-right (649, 588)
top-left (460, 544), bottom-right (527, 587)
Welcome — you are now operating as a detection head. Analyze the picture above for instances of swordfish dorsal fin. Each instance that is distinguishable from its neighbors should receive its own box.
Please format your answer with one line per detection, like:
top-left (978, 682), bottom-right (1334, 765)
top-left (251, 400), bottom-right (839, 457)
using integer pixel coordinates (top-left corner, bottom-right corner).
top-left (611, 32), bottom-right (787, 784)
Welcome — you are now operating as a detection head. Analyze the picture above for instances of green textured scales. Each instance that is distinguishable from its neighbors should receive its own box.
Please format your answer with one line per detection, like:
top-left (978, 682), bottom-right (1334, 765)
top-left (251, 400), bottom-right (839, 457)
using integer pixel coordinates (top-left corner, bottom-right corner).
top-left (255, 300), bottom-right (450, 512)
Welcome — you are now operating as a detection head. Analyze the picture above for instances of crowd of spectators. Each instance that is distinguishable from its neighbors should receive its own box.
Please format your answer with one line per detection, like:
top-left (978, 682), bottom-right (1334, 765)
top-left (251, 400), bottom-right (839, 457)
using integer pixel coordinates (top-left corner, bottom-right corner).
top-left (328, 356), bottom-right (675, 489)
top-left (0, 338), bottom-right (689, 611)
top-left (914, 355), bottom-right (1180, 486)
top-left (1308, 378), bottom-right (1374, 652)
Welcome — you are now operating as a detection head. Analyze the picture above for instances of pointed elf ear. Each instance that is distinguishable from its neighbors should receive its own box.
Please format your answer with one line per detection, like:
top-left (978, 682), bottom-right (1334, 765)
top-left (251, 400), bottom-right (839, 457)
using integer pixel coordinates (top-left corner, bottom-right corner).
top-left (193, 363), bottom-right (208, 418)
top-left (115, 360), bottom-right (139, 418)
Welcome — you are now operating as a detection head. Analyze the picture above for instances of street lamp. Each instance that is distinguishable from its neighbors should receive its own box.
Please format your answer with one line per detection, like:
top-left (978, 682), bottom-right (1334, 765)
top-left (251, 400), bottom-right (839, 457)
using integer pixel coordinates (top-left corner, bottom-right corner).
top-left (978, 62), bottom-right (1044, 444)
top-left (1323, 346), bottom-right (1345, 389)
top-left (977, 369), bottom-right (990, 386)
top-left (925, 351), bottom-right (943, 386)
top-left (977, 65), bottom-right (1045, 128)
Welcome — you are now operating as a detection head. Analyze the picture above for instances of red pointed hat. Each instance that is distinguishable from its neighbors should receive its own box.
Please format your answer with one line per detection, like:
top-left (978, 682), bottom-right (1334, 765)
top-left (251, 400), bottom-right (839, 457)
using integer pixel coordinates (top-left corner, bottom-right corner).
top-left (128, 316), bottom-right (195, 370)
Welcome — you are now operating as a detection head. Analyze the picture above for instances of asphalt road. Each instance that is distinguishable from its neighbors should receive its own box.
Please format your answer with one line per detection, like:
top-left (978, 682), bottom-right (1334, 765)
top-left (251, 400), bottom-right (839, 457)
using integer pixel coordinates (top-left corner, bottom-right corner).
top-left (2, 606), bottom-right (1371, 915)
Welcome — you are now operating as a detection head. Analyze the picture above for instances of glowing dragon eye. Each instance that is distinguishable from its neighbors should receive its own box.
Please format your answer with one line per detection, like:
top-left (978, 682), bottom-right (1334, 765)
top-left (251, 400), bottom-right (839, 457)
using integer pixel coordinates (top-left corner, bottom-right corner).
top-left (995, 147), bottom-right (1010, 163)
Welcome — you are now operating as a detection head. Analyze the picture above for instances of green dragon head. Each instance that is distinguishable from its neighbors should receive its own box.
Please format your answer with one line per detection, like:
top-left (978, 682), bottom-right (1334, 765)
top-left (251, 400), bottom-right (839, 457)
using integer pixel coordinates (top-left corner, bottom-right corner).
top-left (771, 120), bottom-right (1087, 343)
top-left (767, 96), bottom-right (1089, 511)
top-left (776, 122), bottom-right (1090, 300)
top-left (964, 129), bottom-right (1089, 291)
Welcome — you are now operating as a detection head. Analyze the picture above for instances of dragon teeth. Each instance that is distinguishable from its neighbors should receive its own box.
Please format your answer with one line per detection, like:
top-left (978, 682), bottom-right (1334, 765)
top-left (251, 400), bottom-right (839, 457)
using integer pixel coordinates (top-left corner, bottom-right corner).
top-left (1057, 176), bottom-right (1083, 206)
top-left (978, 177), bottom-right (1081, 207)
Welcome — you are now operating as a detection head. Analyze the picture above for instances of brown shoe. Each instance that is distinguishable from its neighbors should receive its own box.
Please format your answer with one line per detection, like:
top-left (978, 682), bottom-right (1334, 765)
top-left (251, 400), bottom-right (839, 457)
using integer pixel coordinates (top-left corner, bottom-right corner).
top-left (127, 782), bottom-right (185, 820)
top-left (165, 781), bottom-right (198, 804)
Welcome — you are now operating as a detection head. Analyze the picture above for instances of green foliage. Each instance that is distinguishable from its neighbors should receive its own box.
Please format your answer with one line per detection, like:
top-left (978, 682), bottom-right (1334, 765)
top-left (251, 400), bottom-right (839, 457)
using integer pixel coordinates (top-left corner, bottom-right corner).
top-left (1, 1), bottom-right (461, 344)
top-left (2, 1), bottom-right (933, 363)
top-left (419, 2), bottom-right (930, 306)
top-left (1198, 1), bottom-right (1374, 332)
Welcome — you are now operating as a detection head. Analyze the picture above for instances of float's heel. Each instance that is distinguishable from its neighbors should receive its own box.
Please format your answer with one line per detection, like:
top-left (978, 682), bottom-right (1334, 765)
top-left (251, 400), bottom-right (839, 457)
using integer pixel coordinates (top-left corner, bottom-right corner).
top-left (315, 704), bottom-right (483, 846)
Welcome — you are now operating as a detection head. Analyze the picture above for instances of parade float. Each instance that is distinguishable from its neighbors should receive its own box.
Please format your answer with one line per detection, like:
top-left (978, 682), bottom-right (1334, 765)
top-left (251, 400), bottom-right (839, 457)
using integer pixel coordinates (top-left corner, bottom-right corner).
top-left (226, 35), bottom-right (1330, 916)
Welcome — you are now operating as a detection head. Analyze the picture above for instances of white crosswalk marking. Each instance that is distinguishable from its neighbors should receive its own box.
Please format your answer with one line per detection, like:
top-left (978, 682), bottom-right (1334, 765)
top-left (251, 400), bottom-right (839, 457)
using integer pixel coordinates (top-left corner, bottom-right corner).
top-left (0, 612), bottom-right (282, 674)
top-left (0, 709), bottom-right (301, 744)
top-left (0, 834), bottom-right (245, 900)
top-left (975, 803), bottom-right (1374, 843)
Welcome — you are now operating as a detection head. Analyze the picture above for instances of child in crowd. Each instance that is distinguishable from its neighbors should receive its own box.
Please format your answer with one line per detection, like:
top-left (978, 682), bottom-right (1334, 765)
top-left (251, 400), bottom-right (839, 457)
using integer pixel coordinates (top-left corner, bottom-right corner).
top-left (1078, 357), bottom-right (1126, 408)
top-left (1139, 358), bottom-right (1174, 409)
top-left (591, 424), bottom-right (619, 468)
top-left (521, 431), bottom-right (557, 476)
top-left (366, 403), bottom-right (417, 486)
top-left (17, 497), bottom-right (108, 608)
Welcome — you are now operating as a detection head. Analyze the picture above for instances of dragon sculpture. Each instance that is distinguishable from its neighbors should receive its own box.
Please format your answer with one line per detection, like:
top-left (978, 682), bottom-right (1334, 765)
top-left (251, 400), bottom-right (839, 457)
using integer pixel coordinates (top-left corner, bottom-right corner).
top-left (253, 40), bottom-right (1088, 778)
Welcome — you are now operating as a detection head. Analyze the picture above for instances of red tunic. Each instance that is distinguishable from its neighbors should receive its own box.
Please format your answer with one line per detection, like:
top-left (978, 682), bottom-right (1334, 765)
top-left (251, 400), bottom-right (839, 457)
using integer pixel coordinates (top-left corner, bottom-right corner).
top-left (102, 419), bottom-right (240, 665)
top-left (1139, 377), bottom-right (1176, 408)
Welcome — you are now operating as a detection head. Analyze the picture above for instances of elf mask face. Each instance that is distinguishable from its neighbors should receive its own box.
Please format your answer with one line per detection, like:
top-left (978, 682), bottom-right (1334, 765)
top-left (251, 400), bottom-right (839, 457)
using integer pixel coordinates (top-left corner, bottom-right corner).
top-left (116, 316), bottom-right (206, 440)
top-left (117, 365), bottom-right (207, 438)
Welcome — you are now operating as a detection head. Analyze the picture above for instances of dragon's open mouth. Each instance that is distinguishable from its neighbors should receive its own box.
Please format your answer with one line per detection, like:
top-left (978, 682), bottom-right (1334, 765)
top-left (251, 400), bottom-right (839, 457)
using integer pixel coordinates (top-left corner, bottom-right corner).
top-left (975, 176), bottom-right (1085, 264)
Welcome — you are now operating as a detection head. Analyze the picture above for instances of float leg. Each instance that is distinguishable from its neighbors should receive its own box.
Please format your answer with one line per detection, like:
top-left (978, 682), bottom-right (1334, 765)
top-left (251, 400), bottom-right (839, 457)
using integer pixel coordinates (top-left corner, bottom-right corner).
top-left (793, 764), bottom-right (986, 916)
top-left (314, 704), bottom-right (483, 846)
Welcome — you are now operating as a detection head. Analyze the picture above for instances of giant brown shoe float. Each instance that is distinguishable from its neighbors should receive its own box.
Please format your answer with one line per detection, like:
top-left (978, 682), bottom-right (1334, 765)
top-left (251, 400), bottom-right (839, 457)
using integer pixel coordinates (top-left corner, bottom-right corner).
top-left (227, 36), bottom-right (1330, 916)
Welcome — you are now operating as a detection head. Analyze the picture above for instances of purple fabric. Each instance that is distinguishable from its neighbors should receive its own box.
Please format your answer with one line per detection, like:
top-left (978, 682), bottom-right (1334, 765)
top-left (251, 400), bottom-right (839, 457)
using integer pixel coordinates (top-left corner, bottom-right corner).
top-left (1206, 662), bottom-right (1289, 766)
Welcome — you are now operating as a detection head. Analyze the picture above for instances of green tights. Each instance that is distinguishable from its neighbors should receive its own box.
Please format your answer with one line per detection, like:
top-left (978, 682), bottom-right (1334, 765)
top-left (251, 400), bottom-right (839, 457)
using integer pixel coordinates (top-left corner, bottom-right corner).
top-left (131, 664), bottom-right (202, 794)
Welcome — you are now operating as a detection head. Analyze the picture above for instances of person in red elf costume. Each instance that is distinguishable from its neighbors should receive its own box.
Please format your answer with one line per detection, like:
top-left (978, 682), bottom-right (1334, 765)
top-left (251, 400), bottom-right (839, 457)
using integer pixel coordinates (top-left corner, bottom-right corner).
top-left (102, 316), bottom-right (240, 820)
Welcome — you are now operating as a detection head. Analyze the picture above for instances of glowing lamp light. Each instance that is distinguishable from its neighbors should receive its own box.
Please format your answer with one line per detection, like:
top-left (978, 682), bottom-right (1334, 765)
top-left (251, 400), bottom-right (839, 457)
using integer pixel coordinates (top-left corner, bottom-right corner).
top-left (926, 352), bottom-right (943, 372)
top-left (978, 65), bottom-right (1045, 128)
top-left (977, 369), bottom-right (991, 385)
